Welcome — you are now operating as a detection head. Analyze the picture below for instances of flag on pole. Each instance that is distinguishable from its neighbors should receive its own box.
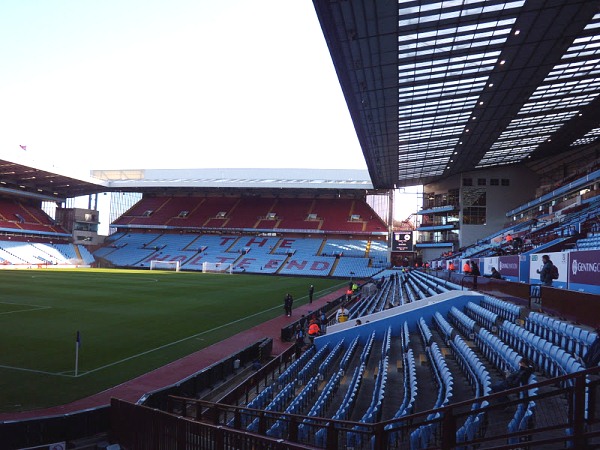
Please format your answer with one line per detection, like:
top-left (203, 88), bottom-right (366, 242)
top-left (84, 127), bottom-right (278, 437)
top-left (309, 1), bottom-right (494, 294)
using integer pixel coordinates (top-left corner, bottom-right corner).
top-left (19, 145), bottom-right (26, 151)
top-left (75, 331), bottom-right (81, 377)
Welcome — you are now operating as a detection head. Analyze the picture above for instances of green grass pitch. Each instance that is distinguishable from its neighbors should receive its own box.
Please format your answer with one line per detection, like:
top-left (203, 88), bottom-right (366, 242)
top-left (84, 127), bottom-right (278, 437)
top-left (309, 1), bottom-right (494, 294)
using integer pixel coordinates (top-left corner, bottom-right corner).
top-left (0, 269), bottom-right (344, 413)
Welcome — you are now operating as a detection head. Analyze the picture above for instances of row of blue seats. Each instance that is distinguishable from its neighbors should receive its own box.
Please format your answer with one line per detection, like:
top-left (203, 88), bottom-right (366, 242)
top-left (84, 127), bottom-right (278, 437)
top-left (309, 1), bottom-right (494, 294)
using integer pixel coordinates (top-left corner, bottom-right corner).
top-left (348, 355), bottom-right (389, 446)
top-left (297, 370), bottom-right (342, 440)
top-left (297, 344), bottom-right (330, 384)
top-left (507, 400), bottom-right (536, 445)
top-left (246, 381), bottom-right (296, 432)
top-left (481, 295), bottom-right (522, 322)
top-left (230, 385), bottom-right (274, 428)
top-left (314, 362), bottom-right (366, 446)
top-left (466, 301), bottom-right (499, 331)
top-left (276, 345), bottom-right (316, 386)
top-left (266, 376), bottom-right (319, 438)
top-left (418, 317), bottom-right (433, 347)
top-left (455, 400), bottom-right (489, 449)
top-left (338, 336), bottom-right (359, 374)
top-left (429, 342), bottom-right (454, 408)
top-left (526, 311), bottom-right (597, 359)
top-left (360, 331), bottom-right (376, 364)
top-left (401, 321), bottom-right (410, 352)
top-left (475, 328), bottom-right (521, 374)
top-left (451, 334), bottom-right (492, 397)
top-left (381, 326), bottom-right (392, 361)
top-left (449, 306), bottom-right (477, 337)
top-left (500, 321), bottom-right (584, 381)
top-left (386, 349), bottom-right (417, 446)
top-left (411, 270), bottom-right (450, 295)
top-left (434, 311), bottom-right (454, 340)
top-left (318, 339), bottom-right (345, 379)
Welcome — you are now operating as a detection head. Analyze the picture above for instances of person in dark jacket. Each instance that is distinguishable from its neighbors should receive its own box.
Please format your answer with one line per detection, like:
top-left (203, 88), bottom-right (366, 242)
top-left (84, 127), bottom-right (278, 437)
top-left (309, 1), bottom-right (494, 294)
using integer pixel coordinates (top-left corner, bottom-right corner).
top-left (490, 267), bottom-right (502, 279)
top-left (283, 293), bottom-right (293, 317)
top-left (491, 358), bottom-right (534, 402)
top-left (536, 254), bottom-right (554, 286)
top-left (470, 261), bottom-right (480, 289)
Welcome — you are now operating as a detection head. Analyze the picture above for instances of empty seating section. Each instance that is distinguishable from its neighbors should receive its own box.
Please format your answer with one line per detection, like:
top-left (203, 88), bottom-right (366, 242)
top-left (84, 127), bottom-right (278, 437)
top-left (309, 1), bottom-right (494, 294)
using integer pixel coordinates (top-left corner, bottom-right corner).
top-left (278, 256), bottom-right (336, 276)
top-left (332, 256), bottom-right (379, 278)
top-left (449, 306), bottom-right (476, 337)
top-left (99, 233), bottom-right (161, 266)
top-left (321, 239), bottom-right (367, 257)
top-left (499, 321), bottom-right (584, 380)
top-left (465, 302), bottom-right (499, 330)
top-left (481, 295), bottom-right (522, 322)
top-left (526, 311), bottom-right (597, 358)
top-left (112, 196), bottom-right (387, 233)
top-left (0, 241), bottom-right (92, 266)
top-left (577, 233), bottom-right (600, 250)
top-left (0, 199), bottom-right (67, 235)
top-left (272, 198), bottom-right (319, 231)
top-left (217, 276), bottom-right (598, 448)
top-left (272, 237), bottom-right (323, 256)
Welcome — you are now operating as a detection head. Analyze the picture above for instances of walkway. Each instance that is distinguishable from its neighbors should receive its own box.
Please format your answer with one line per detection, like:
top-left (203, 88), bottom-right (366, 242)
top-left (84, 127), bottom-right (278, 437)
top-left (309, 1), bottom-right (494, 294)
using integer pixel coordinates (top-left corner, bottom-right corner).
top-left (0, 287), bottom-right (346, 421)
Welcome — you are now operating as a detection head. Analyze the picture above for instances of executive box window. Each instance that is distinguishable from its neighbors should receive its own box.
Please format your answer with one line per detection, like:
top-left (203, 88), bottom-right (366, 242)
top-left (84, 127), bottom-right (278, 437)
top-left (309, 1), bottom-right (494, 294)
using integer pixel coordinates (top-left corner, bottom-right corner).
top-left (501, 178), bottom-right (510, 186)
top-left (463, 178), bottom-right (473, 186)
top-left (462, 188), bottom-right (486, 225)
top-left (490, 178), bottom-right (499, 186)
top-left (478, 178), bottom-right (486, 186)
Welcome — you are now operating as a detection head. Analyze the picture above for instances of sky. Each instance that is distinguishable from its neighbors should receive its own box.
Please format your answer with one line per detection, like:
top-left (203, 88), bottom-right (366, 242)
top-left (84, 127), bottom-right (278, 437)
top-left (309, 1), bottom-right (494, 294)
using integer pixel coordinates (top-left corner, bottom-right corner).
top-left (0, 0), bottom-right (367, 174)
top-left (0, 0), bottom-right (422, 230)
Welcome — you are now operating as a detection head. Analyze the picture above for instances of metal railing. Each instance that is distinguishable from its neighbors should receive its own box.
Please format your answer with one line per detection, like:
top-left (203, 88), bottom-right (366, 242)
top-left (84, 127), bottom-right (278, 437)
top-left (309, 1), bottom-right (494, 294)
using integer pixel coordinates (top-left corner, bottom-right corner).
top-left (111, 366), bottom-right (600, 449)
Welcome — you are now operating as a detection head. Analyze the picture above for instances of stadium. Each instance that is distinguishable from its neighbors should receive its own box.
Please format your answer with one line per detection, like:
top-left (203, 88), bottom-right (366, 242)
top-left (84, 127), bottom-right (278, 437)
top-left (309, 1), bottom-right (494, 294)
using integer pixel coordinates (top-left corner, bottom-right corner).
top-left (2, 1), bottom-right (600, 449)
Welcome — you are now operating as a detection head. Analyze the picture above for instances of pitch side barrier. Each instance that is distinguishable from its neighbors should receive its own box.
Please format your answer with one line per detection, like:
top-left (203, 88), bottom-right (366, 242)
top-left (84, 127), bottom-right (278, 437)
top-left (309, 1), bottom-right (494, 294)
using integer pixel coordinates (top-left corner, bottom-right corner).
top-left (140, 338), bottom-right (273, 411)
top-left (111, 365), bottom-right (600, 450)
top-left (0, 338), bottom-right (272, 449)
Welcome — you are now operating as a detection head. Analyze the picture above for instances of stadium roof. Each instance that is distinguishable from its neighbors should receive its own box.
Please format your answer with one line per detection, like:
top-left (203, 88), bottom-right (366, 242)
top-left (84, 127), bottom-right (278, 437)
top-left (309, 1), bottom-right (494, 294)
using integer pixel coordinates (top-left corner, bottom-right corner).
top-left (91, 168), bottom-right (376, 195)
top-left (0, 159), bottom-right (106, 201)
top-left (313, 0), bottom-right (600, 188)
top-left (0, 162), bottom-right (378, 201)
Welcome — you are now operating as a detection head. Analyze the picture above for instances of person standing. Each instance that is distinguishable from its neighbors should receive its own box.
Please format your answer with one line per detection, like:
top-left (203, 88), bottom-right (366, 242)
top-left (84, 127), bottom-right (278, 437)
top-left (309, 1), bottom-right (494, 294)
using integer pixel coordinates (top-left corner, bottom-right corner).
top-left (308, 284), bottom-right (314, 303)
top-left (536, 254), bottom-right (555, 286)
top-left (463, 261), bottom-right (471, 274)
top-left (284, 293), bottom-right (293, 317)
top-left (308, 319), bottom-right (320, 345)
top-left (470, 261), bottom-right (480, 289)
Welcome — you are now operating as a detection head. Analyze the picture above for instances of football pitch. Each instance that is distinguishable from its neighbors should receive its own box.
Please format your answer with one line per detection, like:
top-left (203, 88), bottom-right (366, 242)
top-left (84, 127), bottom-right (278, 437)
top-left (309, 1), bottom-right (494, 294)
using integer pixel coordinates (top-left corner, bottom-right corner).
top-left (0, 269), bottom-right (344, 413)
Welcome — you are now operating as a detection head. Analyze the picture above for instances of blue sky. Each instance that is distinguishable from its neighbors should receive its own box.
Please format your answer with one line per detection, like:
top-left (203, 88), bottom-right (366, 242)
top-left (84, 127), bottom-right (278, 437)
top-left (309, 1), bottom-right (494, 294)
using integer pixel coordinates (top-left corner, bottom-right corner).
top-left (0, 0), bottom-right (366, 173)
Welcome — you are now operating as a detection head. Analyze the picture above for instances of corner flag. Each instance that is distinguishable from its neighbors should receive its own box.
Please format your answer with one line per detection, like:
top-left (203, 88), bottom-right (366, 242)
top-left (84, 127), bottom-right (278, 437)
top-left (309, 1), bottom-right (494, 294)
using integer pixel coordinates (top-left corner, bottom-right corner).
top-left (75, 331), bottom-right (81, 376)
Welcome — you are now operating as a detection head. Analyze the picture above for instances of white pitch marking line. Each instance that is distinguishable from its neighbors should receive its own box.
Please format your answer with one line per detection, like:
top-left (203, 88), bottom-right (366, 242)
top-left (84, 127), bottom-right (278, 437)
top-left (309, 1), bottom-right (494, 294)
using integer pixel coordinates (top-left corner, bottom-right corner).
top-left (0, 364), bottom-right (74, 377)
top-left (80, 282), bottom-right (347, 377)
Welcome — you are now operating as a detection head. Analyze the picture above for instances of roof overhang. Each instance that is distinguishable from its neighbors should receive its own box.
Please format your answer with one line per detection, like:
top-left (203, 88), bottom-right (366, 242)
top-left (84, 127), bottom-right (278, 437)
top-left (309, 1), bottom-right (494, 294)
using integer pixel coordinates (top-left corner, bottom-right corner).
top-left (313, 0), bottom-right (600, 188)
